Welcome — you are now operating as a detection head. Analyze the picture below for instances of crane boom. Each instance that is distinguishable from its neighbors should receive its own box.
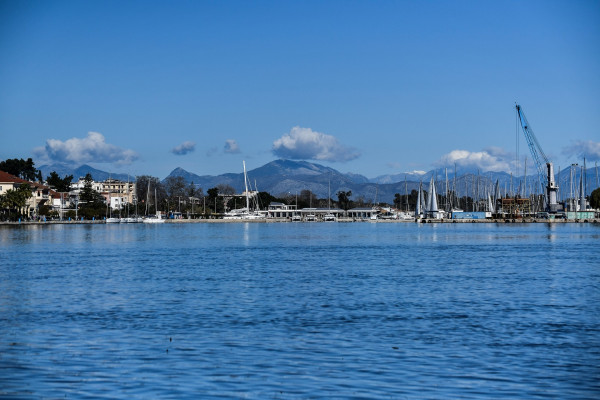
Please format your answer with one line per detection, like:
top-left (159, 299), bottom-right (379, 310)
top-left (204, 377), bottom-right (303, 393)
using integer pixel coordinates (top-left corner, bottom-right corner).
top-left (516, 104), bottom-right (548, 188)
top-left (515, 104), bottom-right (559, 213)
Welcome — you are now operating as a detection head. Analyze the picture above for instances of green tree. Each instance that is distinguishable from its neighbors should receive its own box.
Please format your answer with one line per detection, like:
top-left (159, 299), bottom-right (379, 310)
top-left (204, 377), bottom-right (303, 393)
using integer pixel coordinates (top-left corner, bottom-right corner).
top-left (78, 173), bottom-right (106, 219)
top-left (0, 183), bottom-right (32, 218)
top-left (336, 190), bottom-right (352, 211)
top-left (394, 191), bottom-right (417, 210)
top-left (165, 176), bottom-right (187, 211)
top-left (299, 189), bottom-right (317, 208)
top-left (206, 187), bottom-right (223, 213)
top-left (136, 175), bottom-right (166, 214)
top-left (46, 171), bottom-right (73, 192)
top-left (393, 193), bottom-right (402, 209)
top-left (165, 176), bottom-right (186, 198)
top-left (216, 184), bottom-right (235, 195)
top-left (590, 188), bottom-right (600, 209)
top-left (188, 182), bottom-right (203, 198)
top-left (0, 158), bottom-right (41, 181)
top-left (79, 173), bottom-right (100, 203)
top-left (256, 191), bottom-right (280, 209)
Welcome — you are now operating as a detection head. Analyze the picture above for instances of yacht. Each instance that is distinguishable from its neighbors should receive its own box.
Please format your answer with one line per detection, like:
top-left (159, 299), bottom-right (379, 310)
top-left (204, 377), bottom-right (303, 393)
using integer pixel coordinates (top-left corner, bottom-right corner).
top-left (323, 213), bottom-right (337, 221)
top-left (223, 161), bottom-right (264, 220)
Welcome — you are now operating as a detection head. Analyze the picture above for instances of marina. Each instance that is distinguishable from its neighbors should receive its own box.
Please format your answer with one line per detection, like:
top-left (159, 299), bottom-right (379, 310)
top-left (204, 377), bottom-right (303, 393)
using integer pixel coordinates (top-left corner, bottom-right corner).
top-left (2, 2), bottom-right (598, 398)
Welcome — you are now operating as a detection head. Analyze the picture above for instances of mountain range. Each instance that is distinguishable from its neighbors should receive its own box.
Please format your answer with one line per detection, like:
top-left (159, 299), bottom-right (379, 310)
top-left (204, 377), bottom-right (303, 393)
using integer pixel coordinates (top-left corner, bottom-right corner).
top-left (38, 163), bottom-right (132, 182)
top-left (38, 159), bottom-right (599, 204)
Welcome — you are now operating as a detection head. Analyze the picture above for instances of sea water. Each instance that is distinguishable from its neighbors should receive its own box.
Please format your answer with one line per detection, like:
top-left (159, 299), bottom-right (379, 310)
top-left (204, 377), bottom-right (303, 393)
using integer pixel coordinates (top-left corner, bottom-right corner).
top-left (0, 222), bottom-right (598, 399)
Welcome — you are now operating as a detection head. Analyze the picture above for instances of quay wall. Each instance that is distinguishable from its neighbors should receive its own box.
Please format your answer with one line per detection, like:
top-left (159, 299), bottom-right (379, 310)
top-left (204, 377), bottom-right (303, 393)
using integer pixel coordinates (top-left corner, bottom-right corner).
top-left (1, 218), bottom-right (599, 225)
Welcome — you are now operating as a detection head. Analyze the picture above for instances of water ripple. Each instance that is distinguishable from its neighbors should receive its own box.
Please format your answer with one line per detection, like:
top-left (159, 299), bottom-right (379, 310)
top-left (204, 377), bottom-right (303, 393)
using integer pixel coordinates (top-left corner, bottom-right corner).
top-left (0, 223), bottom-right (599, 399)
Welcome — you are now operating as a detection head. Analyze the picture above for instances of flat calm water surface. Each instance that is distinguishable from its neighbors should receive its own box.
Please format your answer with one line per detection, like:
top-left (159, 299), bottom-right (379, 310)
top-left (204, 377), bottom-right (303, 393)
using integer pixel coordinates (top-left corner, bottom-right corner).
top-left (0, 222), bottom-right (599, 399)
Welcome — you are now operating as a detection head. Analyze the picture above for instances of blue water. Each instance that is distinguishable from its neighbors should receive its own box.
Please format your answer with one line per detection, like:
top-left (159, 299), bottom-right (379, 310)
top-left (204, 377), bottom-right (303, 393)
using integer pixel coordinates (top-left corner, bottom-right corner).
top-left (0, 222), bottom-right (599, 399)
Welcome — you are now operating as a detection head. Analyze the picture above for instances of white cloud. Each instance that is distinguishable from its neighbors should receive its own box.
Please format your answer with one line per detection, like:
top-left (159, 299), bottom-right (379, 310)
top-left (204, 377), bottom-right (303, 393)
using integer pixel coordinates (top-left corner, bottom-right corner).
top-left (34, 132), bottom-right (138, 165)
top-left (562, 140), bottom-right (600, 161)
top-left (434, 147), bottom-right (513, 172)
top-left (272, 126), bottom-right (360, 162)
top-left (407, 170), bottom-right (427, 175)
top-left (224, 139), bottom-right (240, 154)
top-left (171, 141), bottom-right (196, 155)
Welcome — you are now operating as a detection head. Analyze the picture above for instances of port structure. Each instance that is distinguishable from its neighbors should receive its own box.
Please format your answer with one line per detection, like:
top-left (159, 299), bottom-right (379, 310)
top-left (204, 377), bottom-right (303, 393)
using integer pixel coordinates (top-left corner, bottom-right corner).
top-left (515, 104), bottom-right (559, 213)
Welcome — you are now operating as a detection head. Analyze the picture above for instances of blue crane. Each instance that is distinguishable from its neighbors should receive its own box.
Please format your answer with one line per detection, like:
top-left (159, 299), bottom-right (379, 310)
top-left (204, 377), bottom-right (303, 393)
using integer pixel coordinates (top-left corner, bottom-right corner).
top-left (515, 104), bottom-right (559, 212)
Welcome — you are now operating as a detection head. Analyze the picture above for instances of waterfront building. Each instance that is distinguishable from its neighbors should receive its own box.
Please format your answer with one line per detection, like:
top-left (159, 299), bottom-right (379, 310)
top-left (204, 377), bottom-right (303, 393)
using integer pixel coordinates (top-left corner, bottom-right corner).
top-left (0, 171), bottom-right (59, 218)
top-left (267, 202), bottom-right (298, 219)
top-left (347, 207), bottom-right (378, 220)
top-left (70, 178), bottom-right (136, 209)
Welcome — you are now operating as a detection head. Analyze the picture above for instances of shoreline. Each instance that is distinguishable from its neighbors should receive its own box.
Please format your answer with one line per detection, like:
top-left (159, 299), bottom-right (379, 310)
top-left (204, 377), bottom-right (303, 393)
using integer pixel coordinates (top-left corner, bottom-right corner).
top-left (1, 218), bottom-right (598, 225)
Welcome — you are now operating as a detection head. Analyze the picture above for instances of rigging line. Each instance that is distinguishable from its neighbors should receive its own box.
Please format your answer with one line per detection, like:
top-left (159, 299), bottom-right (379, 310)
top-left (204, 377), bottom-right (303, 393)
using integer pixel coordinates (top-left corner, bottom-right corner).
top-left (516, 104), bottom-right (519, 179)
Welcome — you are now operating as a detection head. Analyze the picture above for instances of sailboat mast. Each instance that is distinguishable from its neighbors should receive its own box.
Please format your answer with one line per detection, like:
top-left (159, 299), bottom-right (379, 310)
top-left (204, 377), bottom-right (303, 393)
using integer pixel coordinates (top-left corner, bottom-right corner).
top-left (445, 167), bottom-right (449, 211)
top-left (328, 180), bottom-right (331, 210)
top-left (127, 175), bottom-right (130, 218)
top-left (404, 175), bottom-right (408, 212)
top-left (243, 160), bottom-right (250, 211)
top-left (146, 180), bottom-right (150, 215)
top-left (453, 163), bottom-right (457, 210)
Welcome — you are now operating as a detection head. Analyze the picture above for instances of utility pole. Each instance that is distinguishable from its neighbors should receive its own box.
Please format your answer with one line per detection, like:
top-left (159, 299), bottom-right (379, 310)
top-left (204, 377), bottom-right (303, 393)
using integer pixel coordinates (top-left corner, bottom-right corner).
top-left (570, 164), bottom-right (578, 211)
top-left (404, 175), bottom-right (408, 212)
top-left (523, 157), bottom-right (527, 198)
top-left (583, 157), bottom-right (587, 200)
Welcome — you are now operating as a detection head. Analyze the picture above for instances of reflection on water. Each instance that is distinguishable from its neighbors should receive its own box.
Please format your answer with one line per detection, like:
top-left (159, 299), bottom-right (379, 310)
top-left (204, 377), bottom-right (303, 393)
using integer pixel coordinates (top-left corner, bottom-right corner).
top-left (243, 222), bottom-right (250, 245)
top-left (0, 222), bottom-right (599, 399)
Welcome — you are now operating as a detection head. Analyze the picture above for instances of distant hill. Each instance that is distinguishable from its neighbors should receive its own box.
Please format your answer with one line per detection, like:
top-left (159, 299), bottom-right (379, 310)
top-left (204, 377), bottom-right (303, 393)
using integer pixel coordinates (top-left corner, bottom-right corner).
top-left (38, 164), bottom-right (133, 182)
top-left (165, 159), bottom-right (420, 203)
top-left (36, 159), bottom-right (599, 204)
top-left (165, 159), bottom-right (600, 203)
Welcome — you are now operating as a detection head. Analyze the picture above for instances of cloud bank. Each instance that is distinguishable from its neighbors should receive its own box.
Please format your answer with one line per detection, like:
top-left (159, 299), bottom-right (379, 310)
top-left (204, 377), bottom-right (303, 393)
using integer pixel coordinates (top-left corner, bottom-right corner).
top-left (224, 139), bottom-right (240, 154)
top-left (272, 126), bottom-right (359, 162)
top-left (34, 132), bottom-right (138, 165)
top-left (435, 147), bottom-right (513, 172)
top-left (171, 141), bottom-right (196, 155)
top-left (562, 140), bottom-right (600, 161)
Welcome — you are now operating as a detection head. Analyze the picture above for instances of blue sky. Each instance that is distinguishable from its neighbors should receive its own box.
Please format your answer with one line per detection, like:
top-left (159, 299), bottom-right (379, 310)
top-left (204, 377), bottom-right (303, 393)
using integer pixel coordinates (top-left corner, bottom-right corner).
top-left (1, 0), bottom-right (599, 179)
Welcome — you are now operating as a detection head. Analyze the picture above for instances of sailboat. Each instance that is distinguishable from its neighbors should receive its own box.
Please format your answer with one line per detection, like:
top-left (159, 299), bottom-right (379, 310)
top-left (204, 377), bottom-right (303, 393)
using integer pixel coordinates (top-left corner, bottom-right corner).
top-left (123, 175), bottom-right (138, 223)
top-left (223, 161), bottom-right (264, 220)
top-left (370, 184), bottom-right (379, 220)
top-left (425, 174), bottom-right (442, 219)
top-left (291, 192), bottom-right (302, 221)
top-left (415, 181), bottom-right (424, 219)
top-left (143, 184), bottom-right (165, 223)
top-left (323, 179), bottom-right (337, 221)
top-left (304, 190), bottom-right (316, 221)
